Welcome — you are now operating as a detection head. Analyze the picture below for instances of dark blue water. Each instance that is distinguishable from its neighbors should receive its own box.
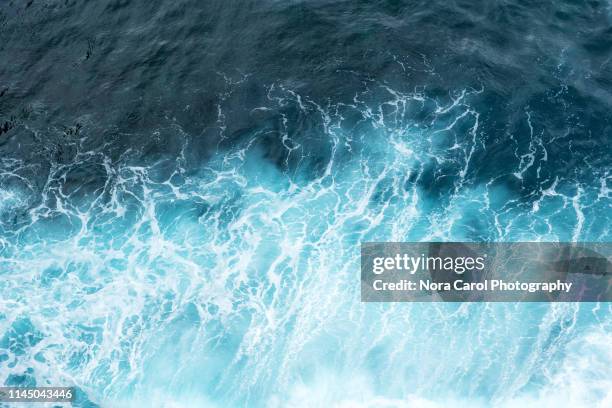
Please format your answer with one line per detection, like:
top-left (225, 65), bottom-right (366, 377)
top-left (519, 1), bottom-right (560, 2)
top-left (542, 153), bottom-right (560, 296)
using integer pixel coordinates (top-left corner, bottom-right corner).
top-left (0, 1), bottom-right (611, 407)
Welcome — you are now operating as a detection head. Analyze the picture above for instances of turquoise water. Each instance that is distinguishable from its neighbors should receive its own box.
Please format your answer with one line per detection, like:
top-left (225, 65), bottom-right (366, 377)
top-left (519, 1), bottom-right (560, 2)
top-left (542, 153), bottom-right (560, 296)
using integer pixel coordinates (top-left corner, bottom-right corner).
top-left (1, 1), bottom-right (611, 407)
top-left (2, 84), bottom-right (610, 407)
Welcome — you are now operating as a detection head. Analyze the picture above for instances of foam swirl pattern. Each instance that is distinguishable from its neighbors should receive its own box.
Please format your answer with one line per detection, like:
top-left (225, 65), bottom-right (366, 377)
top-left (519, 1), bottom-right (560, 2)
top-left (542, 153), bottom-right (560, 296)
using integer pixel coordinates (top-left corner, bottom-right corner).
top-left (0, 1), bottom-right (611, 407)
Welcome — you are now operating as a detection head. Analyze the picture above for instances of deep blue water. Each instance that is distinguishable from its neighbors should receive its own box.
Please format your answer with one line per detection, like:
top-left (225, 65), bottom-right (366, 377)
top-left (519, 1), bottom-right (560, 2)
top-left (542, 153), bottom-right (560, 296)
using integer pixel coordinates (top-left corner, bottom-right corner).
top-left (0, 1), bottom-right (611, 407)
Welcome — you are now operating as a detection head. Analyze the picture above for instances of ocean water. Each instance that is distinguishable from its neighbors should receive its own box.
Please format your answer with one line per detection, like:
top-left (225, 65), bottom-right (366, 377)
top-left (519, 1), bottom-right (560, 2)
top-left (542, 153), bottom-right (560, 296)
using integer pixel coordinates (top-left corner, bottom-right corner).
top-left (0, 1), bottom-right (611, 407)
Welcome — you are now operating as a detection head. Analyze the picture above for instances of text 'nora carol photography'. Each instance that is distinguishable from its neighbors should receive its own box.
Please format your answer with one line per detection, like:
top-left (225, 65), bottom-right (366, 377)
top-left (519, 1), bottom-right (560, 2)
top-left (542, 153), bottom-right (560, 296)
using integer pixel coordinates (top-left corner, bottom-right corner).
top-left (361, 242), bottom-right (612, 302)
